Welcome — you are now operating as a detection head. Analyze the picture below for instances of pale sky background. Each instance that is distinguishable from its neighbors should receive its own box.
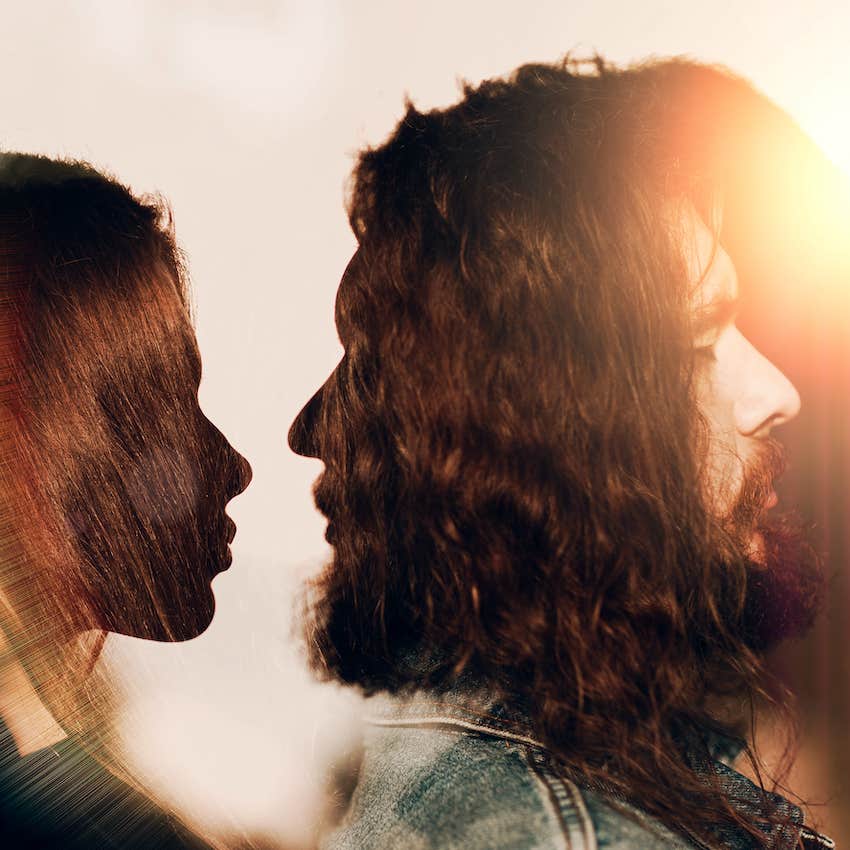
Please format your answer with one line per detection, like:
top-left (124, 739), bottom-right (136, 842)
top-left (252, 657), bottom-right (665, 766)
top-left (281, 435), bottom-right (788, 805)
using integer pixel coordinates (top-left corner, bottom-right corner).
top-left (1, 1), bottom-right (848, 845)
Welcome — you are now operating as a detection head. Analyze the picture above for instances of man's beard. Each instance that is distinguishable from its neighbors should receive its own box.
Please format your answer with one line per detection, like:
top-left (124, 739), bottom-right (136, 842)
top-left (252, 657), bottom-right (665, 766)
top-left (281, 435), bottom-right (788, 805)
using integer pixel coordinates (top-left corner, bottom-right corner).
top-left (725, 438), bottom-right (825, 652)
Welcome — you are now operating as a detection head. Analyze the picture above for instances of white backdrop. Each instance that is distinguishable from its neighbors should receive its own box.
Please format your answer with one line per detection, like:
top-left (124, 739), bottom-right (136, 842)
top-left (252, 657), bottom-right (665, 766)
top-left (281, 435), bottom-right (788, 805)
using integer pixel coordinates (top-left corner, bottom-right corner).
top-left (2, 2), bottom-right (848, 845)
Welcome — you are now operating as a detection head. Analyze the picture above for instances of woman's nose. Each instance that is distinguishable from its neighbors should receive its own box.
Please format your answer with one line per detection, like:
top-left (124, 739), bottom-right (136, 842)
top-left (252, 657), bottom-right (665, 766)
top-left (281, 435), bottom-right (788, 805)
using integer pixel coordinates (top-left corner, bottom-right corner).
top-left (233, 450), bottom-right (253, 495)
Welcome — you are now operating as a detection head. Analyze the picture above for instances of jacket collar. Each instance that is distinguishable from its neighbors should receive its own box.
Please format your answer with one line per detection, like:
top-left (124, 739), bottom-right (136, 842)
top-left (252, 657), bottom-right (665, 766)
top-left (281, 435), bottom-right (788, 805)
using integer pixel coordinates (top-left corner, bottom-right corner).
top-left (365, 680), bottom-right (834, 850)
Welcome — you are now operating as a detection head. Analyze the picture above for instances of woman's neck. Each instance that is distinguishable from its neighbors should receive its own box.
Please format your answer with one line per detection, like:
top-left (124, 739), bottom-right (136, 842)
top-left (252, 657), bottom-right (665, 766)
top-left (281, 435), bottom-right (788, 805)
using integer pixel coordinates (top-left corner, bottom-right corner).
top-left (0, 655), bottom-right (67, 755)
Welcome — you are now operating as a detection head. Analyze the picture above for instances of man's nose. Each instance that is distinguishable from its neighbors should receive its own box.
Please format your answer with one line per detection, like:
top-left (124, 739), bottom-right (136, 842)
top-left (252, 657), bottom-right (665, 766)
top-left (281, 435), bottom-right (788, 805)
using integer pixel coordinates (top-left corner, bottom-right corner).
top-left (288, 384), bottom-right (325, 460)
top-left (733, 347), bottom-right (801, 437)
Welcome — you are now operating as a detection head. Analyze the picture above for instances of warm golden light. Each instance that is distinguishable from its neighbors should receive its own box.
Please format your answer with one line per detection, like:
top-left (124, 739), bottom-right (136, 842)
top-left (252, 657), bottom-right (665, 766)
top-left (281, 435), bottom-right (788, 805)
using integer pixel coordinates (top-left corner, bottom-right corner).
top-left (3, 1), bottom-right (850, 846)
top-left (798, 105), bottom-right (850, 184)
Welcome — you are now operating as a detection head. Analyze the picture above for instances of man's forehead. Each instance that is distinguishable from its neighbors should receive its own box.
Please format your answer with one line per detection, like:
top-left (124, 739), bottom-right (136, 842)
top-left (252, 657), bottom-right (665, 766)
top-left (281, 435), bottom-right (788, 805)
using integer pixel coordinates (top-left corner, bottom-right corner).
top-left (679, 203), bottom-right (740, 312)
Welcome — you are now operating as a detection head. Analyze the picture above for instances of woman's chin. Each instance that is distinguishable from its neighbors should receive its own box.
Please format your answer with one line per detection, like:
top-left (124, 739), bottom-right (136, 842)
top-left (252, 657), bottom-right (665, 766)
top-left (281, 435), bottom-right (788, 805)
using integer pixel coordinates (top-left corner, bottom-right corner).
top-left (104, 592), bottom-right (217, 643)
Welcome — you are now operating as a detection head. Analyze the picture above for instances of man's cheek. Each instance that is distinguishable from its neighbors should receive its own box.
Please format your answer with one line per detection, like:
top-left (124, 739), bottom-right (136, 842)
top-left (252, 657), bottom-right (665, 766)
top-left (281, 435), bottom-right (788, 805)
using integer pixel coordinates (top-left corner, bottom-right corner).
top-left (746, 529), bottom-right (767, 565)
top-left (701, 447), bottom-right (743, 517)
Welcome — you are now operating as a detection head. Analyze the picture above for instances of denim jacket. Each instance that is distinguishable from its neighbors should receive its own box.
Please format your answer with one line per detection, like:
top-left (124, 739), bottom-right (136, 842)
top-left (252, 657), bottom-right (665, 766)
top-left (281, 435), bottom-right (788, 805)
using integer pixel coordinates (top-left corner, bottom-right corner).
top-left (324, 681), bottom-right (835, 850)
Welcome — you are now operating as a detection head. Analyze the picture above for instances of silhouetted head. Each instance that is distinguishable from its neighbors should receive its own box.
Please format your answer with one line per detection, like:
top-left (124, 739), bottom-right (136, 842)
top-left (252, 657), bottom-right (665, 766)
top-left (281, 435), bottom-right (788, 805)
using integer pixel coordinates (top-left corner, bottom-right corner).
top-left (0, 153), bottom-right (252, 652)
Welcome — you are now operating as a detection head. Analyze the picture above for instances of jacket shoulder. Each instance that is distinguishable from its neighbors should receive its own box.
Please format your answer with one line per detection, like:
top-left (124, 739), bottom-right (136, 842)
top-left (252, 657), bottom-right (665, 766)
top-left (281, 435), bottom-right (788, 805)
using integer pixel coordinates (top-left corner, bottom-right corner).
top-left (576, 782), bottom-right (700, 850)
top-left (324, 724), bottom-right (576, 850)
top-left (325, 723), bottom-right (699, 850)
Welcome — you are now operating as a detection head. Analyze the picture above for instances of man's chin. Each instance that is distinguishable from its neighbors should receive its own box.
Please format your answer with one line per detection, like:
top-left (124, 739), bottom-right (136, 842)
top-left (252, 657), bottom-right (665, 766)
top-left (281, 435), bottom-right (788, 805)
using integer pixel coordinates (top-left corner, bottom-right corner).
top-left (745, 530), bottom-right (767, 565)
top-left (741, 517), bottom-right (825, 652)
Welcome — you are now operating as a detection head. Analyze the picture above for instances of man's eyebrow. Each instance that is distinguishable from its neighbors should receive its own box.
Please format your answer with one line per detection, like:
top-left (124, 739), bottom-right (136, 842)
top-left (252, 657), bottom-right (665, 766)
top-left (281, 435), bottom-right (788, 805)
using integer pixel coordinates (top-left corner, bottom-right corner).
top-left (692, 296), bottom-right (740, 336)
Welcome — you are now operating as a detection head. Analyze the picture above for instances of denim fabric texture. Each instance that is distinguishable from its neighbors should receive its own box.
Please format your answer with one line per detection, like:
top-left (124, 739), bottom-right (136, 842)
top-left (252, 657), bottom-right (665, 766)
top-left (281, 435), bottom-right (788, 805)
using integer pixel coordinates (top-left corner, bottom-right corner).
top-left (324, 680), bottom-right (835, 850)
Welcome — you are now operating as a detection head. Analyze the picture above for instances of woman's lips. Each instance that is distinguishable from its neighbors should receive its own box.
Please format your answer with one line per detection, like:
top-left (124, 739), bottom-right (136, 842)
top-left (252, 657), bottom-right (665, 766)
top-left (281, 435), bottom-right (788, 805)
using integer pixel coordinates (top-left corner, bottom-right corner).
top-left (212, 517), bottom-right (237, 576)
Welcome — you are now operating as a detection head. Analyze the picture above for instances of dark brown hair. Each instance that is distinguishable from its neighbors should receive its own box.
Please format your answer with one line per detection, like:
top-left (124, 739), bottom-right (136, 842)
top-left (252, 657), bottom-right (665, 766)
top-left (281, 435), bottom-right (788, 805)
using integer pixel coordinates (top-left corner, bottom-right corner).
top-left (0, 153), bottom-right (250, 730)
top-left (290, 58), bottom-right (825, 847)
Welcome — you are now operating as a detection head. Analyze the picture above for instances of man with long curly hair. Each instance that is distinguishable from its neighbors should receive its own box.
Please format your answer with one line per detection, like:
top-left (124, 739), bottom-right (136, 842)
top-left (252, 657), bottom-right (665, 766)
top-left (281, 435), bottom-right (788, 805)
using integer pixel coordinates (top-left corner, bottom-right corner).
top-left (289, 57), bottom-right (832, 849)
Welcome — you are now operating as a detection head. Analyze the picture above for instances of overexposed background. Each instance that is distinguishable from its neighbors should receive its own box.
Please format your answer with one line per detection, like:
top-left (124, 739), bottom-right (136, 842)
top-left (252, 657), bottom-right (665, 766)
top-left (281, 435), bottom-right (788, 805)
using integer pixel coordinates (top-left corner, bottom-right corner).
top-left (1, 2), bottom-right (848, 846)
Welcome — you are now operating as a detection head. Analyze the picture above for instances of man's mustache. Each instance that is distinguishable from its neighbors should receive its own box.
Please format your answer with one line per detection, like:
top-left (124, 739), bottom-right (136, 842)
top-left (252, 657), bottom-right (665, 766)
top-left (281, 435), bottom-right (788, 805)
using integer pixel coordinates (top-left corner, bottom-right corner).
top-left (729, 438), bottom-right (787, 530)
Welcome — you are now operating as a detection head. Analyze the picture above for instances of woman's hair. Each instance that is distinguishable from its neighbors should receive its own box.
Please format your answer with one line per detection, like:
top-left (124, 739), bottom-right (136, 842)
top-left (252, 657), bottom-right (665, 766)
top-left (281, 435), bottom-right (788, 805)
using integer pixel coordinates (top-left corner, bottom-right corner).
top-left (290, 58), bottom-right (827, 847)
top-left (0, 152), bottom-right (248, 737)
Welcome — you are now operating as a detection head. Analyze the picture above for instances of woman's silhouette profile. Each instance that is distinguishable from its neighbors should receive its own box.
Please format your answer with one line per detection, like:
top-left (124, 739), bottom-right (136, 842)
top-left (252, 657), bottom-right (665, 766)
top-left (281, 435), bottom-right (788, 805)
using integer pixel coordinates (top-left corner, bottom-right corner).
top-left (0, 152), bottom-right (251, 849)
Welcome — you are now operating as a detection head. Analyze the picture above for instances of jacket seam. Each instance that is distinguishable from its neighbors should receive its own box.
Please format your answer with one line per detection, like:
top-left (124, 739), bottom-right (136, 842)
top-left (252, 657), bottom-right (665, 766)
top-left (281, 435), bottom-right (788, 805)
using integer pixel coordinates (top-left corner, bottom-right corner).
top-left (366, 698), bottom-right (533, 735)
top-left (525, 747), bottom-right (598, 850)
top-left (365, 713), bottom-right (548, 751)
top-left (522, 747), bottom-right (575, 850)
top-left (366, 712), bottom-right (599, 850)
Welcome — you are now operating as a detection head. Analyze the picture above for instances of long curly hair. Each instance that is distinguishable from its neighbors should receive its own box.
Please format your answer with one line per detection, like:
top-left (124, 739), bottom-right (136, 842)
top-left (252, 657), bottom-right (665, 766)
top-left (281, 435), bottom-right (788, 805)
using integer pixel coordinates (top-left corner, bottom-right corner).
top-left (290, 58), bottom-right (823, 847)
